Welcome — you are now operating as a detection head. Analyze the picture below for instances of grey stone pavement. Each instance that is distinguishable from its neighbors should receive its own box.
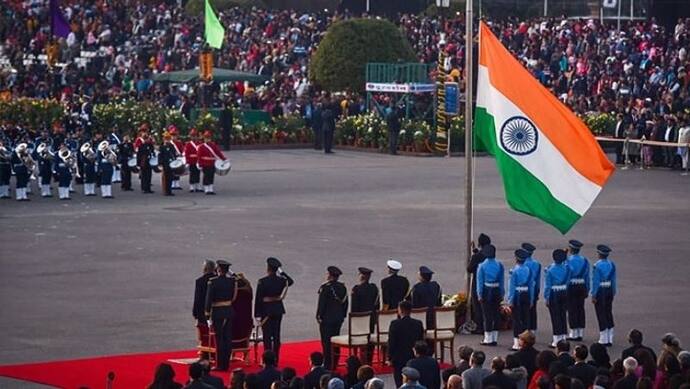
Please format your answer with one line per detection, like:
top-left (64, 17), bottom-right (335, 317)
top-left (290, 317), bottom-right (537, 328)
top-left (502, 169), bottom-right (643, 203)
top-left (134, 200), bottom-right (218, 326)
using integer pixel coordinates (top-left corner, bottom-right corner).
top-left (0, 149), bottom-right (689, 388)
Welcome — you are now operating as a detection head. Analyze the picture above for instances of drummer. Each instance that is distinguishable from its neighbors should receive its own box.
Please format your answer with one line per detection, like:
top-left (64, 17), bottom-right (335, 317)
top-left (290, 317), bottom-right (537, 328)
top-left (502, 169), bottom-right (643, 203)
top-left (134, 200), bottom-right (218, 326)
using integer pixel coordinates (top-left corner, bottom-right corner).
top-left (159, 132), bottom-right (178, 196)
top-left (197, 130), bottom-right (227, 195)
top-left (168, 126), bottom-right (185, 191)
top-left (184, 129), bottom-right (202, 193)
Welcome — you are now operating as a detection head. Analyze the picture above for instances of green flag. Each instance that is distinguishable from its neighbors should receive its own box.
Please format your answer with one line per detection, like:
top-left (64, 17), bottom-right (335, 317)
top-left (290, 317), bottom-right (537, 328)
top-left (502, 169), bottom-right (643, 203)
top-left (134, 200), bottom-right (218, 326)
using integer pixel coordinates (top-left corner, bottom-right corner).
top-left (204, 0), bottom-right (224, 49)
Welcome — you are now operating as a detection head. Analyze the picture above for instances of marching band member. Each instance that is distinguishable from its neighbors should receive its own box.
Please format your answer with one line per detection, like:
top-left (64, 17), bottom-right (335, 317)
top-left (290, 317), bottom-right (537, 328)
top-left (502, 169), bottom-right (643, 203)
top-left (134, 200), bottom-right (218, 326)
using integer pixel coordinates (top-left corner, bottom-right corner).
top-left (118, 135), bottom-right (134, 191)
top-left (37, 144), bottom-right (54, 198)
top-left (133, 124), bottom-right (149, 151)
top-left (108, 130), bottom-right (122, 183)
top-left (158, 132), bottom-right (177, 196)
top-left (592, 245), bottom-right (616, 346)
top-left (82, 141), bottom-right (98, 196)
top-left (197, 130), bottom-right (226, 195)
top-left (184, 128), bottom-right (202, 192)
top-left (55, 144), bottom-right (73, 200)
top-left (11, 143), bottom-right (31, 201)
top-left (168, 126), bottom-right (184, 190)
top-left (136, 132), bottom-right (155, 194)
top-left (97, 141), bottom-right (115, 198)
top-left (0, 140), bottom-right (11, 199)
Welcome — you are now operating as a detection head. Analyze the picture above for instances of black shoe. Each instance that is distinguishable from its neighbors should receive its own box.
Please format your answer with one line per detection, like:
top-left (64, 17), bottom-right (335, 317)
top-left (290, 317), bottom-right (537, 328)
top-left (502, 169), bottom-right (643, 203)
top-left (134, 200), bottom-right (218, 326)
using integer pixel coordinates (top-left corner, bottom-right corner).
top-left (605, 343), bottom-right (612, 347)
top-left (566, 337), bottom-right (583, 341)
top-left (480, 341), bottom-right (497, 346)
top-left (86, 193), bottom-right (96, 197)
top-left (205, 192), bottom-right (216, 195)
top-left (104, 196), bottom-right (114, 199)
top-left (19, 198), bottom-right (30, 202)
top-left (172, 187), bottom-right (182, 190)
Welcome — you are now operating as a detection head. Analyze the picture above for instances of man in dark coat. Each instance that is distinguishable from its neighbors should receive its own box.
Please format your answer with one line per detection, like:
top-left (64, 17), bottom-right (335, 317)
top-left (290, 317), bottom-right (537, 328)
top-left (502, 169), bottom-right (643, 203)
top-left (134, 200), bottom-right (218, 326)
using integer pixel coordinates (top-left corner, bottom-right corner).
top-left (316, 266), bottom-right (348, 369)
top-left (304, 352), bottom-right (330, 389)
top-left (386, 103), bottom-right (401, 155)
top-left (256, 350), bottom-right (282, 389)
top-left (351, 267), bottom-right (379, 329)
top-left (220, 100), bottom-right (233, 151)
top-left (482, 357), bottom-right (516, 389)
top-left (511, 331), bottom-right (539, 380)
top-left (621, 329), bottom-right (657, 361)
top-left (311, 101), bottom-right (323, 150)
top-left (388, 301), bottom-right (425, 387)
top-left (381, 260), bottom-right (409, 311)
top-left (408, 266), bottom-right (442, 329)
top-left (467, 233), bottom-right (491, 334)
top-left (194, 260), bottom-right (217, 360)
top-left (406, 341), bottom-right (441, 389)
top-left (321, 99), bottom-right (336, 154)
top-left (568, 345), bottom-right (597, 388)
top-left (255, 257), bottom-right (294, 364)
top-left (184, 362), bottom-right (215, 389)
top-left (204, 260), bottom-right (237, 371)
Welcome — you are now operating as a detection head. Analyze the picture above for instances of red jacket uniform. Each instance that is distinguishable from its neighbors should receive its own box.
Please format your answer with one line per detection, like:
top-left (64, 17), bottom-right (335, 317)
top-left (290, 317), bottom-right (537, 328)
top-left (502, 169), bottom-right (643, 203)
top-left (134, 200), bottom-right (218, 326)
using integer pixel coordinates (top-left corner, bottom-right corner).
top-left (134, 136), bottom-right (145, 151)
top-left (184, 140), bottom-right (200, 165)
top-left (172, 140), bottom-right (184, 157)
top-left (197, 141), bottom-right (226, 168)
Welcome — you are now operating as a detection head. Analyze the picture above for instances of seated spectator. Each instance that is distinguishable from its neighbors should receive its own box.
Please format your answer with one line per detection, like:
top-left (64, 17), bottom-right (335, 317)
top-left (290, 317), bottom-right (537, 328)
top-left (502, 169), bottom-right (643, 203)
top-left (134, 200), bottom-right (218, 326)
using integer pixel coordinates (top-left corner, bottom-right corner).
top-left (319, 374), bottom-right (333, 389)
top-left (613, 357), bottom-right (639, 389)
top-left (401, 367), bottom-right (426, 389)
top-left (505, 354), bottom-right (528, 389)
top-left (327, 378), bottom-right (345, 389)
top-left (147, 363), bottom-right (183, 389)
top-left (634, 349), bottom-right (658, 381)
top-left (482, 357), bottom-right (516, 389)
top-left (528, 351), bottom-right (557, 389)
top-left (282, 367), bottom-right (297, 387)
top-left (353, 365), bottom-right (375, 389)
top-left (660, 334), bottom-right (683, 359)
top-left (654, 353), bottom-right (682, 389)
top-left (463, 351), bottom-right (491, 389)
top-left (407, 341), bottom-right (441, 389)
top-left (678, 351), bottom-right (690, 380)
top-left (184, 362), bottom-right (214, 389)
top-left (557, 341), bottom-right (575, 368)
top-left (512, 331), bottom-right (539, 380)
top-left (245, 373), bottom-right (261, 389)
top-left (637, 377), bottom-right (654, 389)
top-left (231, 368), bottom-right (247, 389)
top-left (365, 378), bottom-right (385, 389)
top-left (289, 377), bottom-right (305, 389)
top-left (554, 374), bottom-right (571, 389)
top-left (345, 356), bottom-right (363, 388)
top-left (304, 352), bottom-right (329, 389)
top-left (257, 351), bottom-right (282, 389)
top-left (569, 345), bottom-right (597, 389)
top-left (198, 360), bottom-right (224, 389)
top-left (589, 344), bottom-right (612, 371)
top-left (622, 330), bottom-right (657, 362)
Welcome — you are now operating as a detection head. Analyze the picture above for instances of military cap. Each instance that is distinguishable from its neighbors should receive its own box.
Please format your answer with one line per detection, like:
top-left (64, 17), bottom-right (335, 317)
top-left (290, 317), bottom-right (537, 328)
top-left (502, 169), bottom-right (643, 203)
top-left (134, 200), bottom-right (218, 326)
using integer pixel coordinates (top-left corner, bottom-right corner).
top-left (216, 260), bottom-right (231, 270)
top-left (478, 233), bottom-right (491, 246)
top-left (521, 242), bottom-right (536, 254)
top-left (515, 249), bottom-right (530, 260)
top-left (568, 239), bottom-right (584, 249)
top-left (267, 257), bottom-right (282, 269)
top-left (358, 267), bottom-right (373, 275)
top-left (387, 259), bottom-right (402, 271)
top-left (482, 244), bottom-right (496, 258)
top-left (552, 249), bottom-right (567, 263)
top-left (596, 245), bottom-right (612, 255)
top-left (419, 266), bottom-right (434, 275)
top-left (401, 367), bottom-right (420, 380)
top-left (327, 266), bottom-right (342, 277)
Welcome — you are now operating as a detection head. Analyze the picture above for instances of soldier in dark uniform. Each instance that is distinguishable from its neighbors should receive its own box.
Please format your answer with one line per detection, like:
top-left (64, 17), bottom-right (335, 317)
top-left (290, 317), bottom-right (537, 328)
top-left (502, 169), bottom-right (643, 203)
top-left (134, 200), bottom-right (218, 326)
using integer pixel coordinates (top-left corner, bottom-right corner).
top-left (37, 147), bottom-right (53, 198)
top-left (158, 133), bottom-right (177, 196)
top-left (255, 257), bottom-right (294, 364)
top-left (194, 260), bottom-right (216, 359)
top-left (316, 266), bottom-right (348, 369)
top-left (137, 133), bottom-right (154, 193)
top-left (351, 267), bottom-right (379, 364)
top-left (381, 260), bottom-right (409, 311)
top-left (82, 141), bottom-right (98, 196)
top-left (468, 233), bottom-right (491, 334)
top-left (408, 266), bottom-right (442, 329)
top-left (118, 135), bottom-right (134, 191)
top-left (54, 144), bottom-right (73, 200)
top-left (11, 144), bottom-right (31, 201)
top-left (591, 245), bottom-right (616, 346)
top-left (0, 140), bottom-right (11, 199)
top-left (205, 260), bottom-right (237, 371)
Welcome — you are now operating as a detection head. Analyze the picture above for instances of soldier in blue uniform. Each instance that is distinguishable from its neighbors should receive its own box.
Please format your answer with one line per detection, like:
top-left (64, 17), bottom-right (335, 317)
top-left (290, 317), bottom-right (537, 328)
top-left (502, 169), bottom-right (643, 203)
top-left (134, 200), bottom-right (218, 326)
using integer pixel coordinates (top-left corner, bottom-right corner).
top-left (204, 260), bottom-right (237, 371)
top-left (255, 257), bottom-right (294, 364)
top-left (508, 249), bottom-right (534, 351)
top-left (408, 266), bottom-right (442, 329)
top-left (591, 245), bottom-right (616, 347)
top-left (381, 260), bottom-right (409, 311)
top-left (316, 266), bottom-right (348, 369)
top-left (566, 240), bottom-right (590, 341)
top-left (0, 140), bottom-right (12, 199)
top-left (97, 142), bottom-right (115, 198)
top-left (476, 244), bottom-right (504, 346)
top-left (468, 233), bottom-right (492, 334)
top-left (107, 130), bottom-right (122, 183)
top-left (54, 145), bottom-right (73, 200)
top-left (82, 142), bottom-right (97, 196)
top-left (521, 242), bottom-right (541, 333)
top-left (544, 249), bottom-right (571, 348)
top-left (37, 147), bottom-right (54, 198)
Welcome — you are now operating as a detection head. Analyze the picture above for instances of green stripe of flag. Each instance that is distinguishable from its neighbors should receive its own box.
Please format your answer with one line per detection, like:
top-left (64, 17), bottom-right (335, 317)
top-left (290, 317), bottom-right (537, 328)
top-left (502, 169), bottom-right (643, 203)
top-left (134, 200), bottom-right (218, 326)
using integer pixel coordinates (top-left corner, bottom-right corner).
top-left (204, 0), bottom-right (225, 49)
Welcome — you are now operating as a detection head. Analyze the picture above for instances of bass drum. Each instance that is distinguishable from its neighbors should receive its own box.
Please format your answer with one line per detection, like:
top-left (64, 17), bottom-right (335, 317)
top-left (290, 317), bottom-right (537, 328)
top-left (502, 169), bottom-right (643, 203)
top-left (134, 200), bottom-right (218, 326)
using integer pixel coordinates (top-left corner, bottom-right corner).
top-left (215, 159), bottom-right (231, 176)
top-left (169, 158), bottom-right (188, 176)
top-left (127, 157), bottom-right (140, 173)
top-left (149, 155), bottom-right (161, 173)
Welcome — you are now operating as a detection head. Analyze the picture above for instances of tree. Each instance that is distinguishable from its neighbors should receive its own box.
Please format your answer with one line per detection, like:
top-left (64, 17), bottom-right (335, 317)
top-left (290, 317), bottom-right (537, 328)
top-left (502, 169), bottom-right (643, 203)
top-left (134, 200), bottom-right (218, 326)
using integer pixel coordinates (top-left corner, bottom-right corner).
top-left (310, 18), bottom-right (417, 92)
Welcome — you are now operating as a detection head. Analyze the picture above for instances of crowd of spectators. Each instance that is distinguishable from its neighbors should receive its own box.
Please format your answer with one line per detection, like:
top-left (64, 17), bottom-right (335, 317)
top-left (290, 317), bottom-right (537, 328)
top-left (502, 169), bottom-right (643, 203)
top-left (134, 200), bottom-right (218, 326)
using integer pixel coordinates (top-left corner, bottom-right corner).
top-left (1, 1), bottom-right (690, 166)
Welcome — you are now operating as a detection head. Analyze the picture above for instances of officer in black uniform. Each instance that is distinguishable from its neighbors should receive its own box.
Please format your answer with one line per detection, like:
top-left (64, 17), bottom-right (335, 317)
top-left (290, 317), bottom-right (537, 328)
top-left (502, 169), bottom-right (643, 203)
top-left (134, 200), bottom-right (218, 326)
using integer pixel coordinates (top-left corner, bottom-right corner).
top-left (0, 140), bottom-right (11, 199)
top-left (380, 260), bottom-right (409, 311)
top-left (255, 257), bottom-right (294, 364)
top-left (205, 260), bottom-right (237, 371)
top-left (158, 134), bottom-right (177, 196)
top-left (193, 260), bottom-right (216, 359)
top-left (137, 135), bottom-right (154, 193)
top-left (351, 267), bottom-right (379, 364)
top-left (468, 233), bottom-right (491, 334)
top-left (37, 148), bottom-right (53, 198)
top-left (316, 265), bottom-right (348, 369)
top-left (408, 266), bottom-right (442, 329)
top-left (118, 135), bottom-right (134, 191)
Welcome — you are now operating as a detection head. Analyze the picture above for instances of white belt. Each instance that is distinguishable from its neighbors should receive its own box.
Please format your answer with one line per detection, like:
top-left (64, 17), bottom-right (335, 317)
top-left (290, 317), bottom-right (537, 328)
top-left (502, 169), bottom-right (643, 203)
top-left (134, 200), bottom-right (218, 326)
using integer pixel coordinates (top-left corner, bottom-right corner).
top-left (484, 282), bottom-right (500, 288)
top-left (570, 278), bottom-right (585, 284)
top-left (599, 281), bottom-right (612, 287)
top-left (516, 286), bottom-right (529, 292)
top-left (551, 285), bottom-right (567, 291)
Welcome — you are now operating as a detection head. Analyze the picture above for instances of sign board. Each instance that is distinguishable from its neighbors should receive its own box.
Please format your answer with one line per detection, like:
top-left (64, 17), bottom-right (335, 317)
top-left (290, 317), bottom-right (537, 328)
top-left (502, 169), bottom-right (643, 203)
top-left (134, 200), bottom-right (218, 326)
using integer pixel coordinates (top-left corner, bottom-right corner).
top-left (444, 82), bottom-right (459, 116)
top-left (365, 83), bottom-right (436, 94)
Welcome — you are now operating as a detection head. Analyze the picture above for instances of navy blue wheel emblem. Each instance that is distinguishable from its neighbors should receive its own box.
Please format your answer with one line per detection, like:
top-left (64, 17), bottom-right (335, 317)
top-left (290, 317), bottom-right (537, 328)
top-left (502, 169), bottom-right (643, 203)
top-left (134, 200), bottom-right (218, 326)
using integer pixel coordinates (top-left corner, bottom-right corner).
top-left (500, 116), bottom-right (539, 155)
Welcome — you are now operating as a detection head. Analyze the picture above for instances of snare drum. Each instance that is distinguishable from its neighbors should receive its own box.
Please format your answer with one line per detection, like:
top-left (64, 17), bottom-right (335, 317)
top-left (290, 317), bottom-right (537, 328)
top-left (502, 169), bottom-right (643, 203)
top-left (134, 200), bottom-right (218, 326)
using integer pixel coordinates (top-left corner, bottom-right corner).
top-left (169, 158), bottom-right (188, 176)
top-left (149, 155), bottom-right (161, 173)
top-left (127, 157), bottom-right (140, 173)
top-left (215, 159), bottom-right (231, 176)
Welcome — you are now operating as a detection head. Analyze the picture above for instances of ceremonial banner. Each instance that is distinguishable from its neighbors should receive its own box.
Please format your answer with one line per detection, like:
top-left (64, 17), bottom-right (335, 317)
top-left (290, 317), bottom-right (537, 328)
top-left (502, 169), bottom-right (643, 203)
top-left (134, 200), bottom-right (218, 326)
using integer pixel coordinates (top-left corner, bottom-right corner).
top-left (204, 0), bottom-right (225, 49)
top-left (474, 22), bottom-right (614, 233)
top-left (49, 0), bottom-right (70, 38)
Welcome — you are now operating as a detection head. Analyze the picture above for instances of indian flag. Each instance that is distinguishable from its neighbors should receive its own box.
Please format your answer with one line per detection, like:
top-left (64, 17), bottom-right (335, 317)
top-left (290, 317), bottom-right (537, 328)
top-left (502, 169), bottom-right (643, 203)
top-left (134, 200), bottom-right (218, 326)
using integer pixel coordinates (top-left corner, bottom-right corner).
top-left (474, 22), bottom-right (614, 233)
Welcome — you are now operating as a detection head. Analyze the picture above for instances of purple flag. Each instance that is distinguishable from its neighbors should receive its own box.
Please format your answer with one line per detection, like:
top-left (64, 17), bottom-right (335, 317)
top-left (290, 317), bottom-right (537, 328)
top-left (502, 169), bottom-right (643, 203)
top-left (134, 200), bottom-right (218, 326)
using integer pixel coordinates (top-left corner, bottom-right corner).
top-left (50, 0), bottom-right (70, 38)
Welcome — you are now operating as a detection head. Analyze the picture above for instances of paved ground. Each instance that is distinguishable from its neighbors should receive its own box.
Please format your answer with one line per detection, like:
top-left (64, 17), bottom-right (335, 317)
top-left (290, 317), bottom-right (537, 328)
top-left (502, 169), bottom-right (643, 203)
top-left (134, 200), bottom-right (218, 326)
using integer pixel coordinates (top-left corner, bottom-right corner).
top-left (1, 149), bottom-right (689, 388)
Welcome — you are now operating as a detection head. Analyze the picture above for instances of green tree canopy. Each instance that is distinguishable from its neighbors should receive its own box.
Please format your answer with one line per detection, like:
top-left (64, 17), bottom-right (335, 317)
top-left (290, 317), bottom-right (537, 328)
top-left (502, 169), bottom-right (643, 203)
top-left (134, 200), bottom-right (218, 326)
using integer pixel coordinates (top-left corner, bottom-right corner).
top-left (310, 18), bottom-right (417, 92)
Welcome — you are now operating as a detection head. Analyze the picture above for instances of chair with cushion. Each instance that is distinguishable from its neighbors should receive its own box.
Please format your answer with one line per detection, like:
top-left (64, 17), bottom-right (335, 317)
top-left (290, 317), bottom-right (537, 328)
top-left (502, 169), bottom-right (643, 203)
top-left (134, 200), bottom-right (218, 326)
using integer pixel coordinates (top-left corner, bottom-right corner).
top-left (330, 311), bottom-right (372, 370)
top-left (410, 307), bottom-right (428, 330)
top-left (370, 309), bottom-right (398, 365)
top-left (425, 306), bottom-right (457, 364)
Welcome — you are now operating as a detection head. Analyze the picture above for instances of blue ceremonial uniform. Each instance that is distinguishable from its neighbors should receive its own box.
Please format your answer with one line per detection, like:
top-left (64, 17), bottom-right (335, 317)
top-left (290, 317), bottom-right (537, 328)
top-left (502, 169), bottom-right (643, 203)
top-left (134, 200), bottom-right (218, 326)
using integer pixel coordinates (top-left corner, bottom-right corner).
top-left (592, 258), bottom-right (616, 332)
top-left (524, 255), bottom-right (541, 330)
top-left (544, 262), bottom-right (571, 337)
top-left (54, 158), bottom-right (72, 188)
top-left (566, 254), bottom-right (590, 336)
top-left (477, 257), bottom-right (505, 334)
top-left (508, 263), bottom-right (533, 337)
top-left (97, 151), bottom-right (113, 185)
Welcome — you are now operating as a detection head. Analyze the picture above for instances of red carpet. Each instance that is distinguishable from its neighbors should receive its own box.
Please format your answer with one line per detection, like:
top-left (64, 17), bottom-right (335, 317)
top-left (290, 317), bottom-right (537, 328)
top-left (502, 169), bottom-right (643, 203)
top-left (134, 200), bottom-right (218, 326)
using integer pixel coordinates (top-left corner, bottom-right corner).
top-left (0, 340), bottom-right (398, 388)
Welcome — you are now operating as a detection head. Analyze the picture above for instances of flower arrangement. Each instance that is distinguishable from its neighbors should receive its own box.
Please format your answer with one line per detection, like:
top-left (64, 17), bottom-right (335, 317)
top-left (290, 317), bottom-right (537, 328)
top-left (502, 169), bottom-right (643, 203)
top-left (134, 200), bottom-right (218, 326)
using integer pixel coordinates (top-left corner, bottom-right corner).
top-left (0, 98), bottom-right (64, 130)
top-left (442, 291), bottom-right (468, 324)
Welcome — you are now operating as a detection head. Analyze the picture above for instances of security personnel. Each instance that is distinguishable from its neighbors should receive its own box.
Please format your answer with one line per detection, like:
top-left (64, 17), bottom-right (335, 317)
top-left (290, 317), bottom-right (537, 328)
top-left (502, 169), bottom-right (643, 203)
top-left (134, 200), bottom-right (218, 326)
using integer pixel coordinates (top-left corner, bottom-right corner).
top-left (476, 244), bottom-right (504, 346)
top-left (408, 266), bottom-right (442, 329)
top-left (118, 135), bottom-right (134, 191)
top-left (316, 266), bottom-right (348, 369)
top-left (193, 260), bottom-right (216, 359)
top-left (158, 133), bottom-right (177, 196)
top-left (544, 249), bottom-right (571, 348)
top-left (204, 260), bottom-right (237, 371)
top-left (591, 245), bottom-right (616, 347)
top-left (255, 257), bottom-right (294, 364)
top-left (381, 260), bottom-right (409, 311)
top-left (521, 242), bottom-right (541, 333)
top-left (468, 233), bottom-right (492, 334)
top-left (136, 132), bottom-right (155, 194)
top-left (566, 240), bottom-right (590, 341)
top-left (508, 249), bottom-right (534, 351)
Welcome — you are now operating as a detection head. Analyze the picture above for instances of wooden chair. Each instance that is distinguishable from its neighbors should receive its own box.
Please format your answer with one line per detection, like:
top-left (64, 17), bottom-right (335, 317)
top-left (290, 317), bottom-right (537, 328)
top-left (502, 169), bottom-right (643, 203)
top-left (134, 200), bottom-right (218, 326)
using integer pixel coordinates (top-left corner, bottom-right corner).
top-left (370, 309), bottom-right (398, 364)
top-left (425, 307), bottom-right (457, 364)
top-left (330, 311), bottom-right (372, 370)
top-left (410, 308), bottom-right (428, 330)
top-left (197, 325), bottom-right (254, 365)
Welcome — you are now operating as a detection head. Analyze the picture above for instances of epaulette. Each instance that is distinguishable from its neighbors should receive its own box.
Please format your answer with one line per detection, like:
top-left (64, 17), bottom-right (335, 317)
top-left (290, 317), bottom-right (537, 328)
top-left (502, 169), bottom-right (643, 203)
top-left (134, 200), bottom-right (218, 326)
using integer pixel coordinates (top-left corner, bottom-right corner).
top-left (208, 276), bottom-right (219, 284)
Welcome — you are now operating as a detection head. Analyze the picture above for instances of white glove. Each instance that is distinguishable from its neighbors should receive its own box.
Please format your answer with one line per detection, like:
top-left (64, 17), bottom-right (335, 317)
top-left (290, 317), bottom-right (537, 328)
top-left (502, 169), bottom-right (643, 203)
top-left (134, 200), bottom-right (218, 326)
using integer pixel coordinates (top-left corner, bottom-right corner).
top-left (207, 320), bottom-right (213, 327)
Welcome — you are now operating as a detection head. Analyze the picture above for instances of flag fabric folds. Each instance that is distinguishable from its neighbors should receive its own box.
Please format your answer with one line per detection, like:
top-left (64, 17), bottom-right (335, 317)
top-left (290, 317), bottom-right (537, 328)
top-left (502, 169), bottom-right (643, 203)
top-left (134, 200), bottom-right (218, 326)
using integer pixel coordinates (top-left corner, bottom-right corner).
top-left (204, 0), bottom-right (225, 49)
top-left (474, 22), bottom-right (614, 234)
top-left (49, 0), bottom-right (71, 38)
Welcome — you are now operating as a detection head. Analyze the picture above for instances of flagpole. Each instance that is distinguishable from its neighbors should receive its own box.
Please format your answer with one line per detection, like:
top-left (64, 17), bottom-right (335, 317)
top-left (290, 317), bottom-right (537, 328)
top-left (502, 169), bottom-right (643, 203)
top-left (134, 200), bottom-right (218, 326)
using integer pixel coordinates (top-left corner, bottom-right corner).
top-left (464, 0), bottom-right (474, 304)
